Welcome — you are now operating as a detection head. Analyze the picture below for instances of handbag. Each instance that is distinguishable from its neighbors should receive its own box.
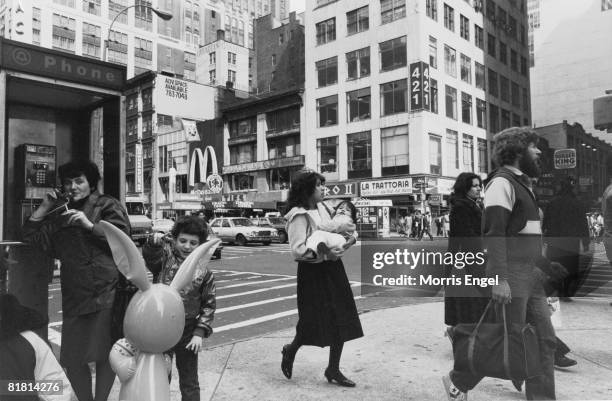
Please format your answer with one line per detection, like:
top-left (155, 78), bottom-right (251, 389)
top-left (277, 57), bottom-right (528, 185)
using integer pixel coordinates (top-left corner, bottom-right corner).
top-left (452, 300), bottom-right (542, 381)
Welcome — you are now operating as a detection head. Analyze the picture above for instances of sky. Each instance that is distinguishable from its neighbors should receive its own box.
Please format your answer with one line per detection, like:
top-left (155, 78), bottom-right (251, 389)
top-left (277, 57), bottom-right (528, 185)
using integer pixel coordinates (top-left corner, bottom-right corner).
top-left (289, 0), bottom-right (305, 13)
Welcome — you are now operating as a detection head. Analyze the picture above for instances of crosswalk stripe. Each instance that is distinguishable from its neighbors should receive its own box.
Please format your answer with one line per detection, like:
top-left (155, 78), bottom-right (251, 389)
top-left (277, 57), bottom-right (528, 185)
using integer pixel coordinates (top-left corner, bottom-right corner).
top-left (218, 277), bottom-right (294, 289)
top-left (216, 294), bottom-right (297, 313)
top-left (48, 328), bottom-right (62, 346)
top-left (217, 283), bottom-right (297, 300)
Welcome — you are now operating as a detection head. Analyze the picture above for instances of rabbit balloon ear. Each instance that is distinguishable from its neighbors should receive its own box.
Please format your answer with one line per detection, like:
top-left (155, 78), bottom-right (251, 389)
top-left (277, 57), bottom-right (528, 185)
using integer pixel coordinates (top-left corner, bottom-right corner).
top-left (99, 221), bottom-right (151, 291)
top-left (170, 238), bottom-right (221, 292)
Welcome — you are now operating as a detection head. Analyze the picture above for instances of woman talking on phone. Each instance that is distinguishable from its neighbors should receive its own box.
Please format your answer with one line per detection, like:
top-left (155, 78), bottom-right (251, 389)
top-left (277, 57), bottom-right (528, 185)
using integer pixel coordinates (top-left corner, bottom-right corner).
top-left (22, 160), bottom-right (130, 401)
top-left (281, 169), bottom-right (363, 387)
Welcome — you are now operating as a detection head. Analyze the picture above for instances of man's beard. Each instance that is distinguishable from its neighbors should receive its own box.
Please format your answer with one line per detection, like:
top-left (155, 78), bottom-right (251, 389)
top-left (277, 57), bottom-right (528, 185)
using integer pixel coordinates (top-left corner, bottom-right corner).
top-left (519, 151), bottom-right (541, 178)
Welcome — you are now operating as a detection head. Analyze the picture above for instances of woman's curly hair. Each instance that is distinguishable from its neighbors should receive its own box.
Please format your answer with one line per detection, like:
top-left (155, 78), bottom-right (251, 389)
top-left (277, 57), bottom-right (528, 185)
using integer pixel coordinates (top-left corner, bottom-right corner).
top-left (286, 169), bottom-right (325, 211)
top-left (452, 172), bottom-right (482, 198)
top-left (492, 127), bottom-right (539, 168)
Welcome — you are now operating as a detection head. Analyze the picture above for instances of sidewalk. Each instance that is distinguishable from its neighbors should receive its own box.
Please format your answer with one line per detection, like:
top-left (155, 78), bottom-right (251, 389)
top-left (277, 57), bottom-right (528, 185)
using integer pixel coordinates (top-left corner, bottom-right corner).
top-left (108, 297), bottom-right (612, 401)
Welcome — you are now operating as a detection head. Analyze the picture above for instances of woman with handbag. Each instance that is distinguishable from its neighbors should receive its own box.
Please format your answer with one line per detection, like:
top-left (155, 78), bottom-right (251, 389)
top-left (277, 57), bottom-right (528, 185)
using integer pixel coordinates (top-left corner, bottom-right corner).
top-left (280, 169), bottom-right (363, 387)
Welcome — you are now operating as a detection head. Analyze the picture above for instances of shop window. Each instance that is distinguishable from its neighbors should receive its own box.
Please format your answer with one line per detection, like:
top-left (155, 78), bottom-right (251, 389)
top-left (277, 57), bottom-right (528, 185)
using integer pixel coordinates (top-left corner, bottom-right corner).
top-left (476, 99), bottom-right (487, 129)
top-left (268, 167), bottom-right (299, 190)
top-left (429, 36), bottom-right (437, 69)
top-left (445, 85), bottom-right (457, 120)
top-left (347, 131), bottom-right (372, 179)
top-left (316, 57), bottom-right (338, 87)
top-left (266, 107), bottom-right (300, 133)
top-left (229, 116), bottom-right (257, 138)
top-left (229, 173), bottom-right (256, 191)
top-left (381, 0), bottom-right (405, 24)
top-left (443, 3), bottom-right (454, 31)
top-left (444, 45), bottom-right (456, 77)
top-left (429, 134), bottom-right (442, 175)
top-left (446, 129), bottom-right (459, 171)
top-left (268, 136), bottom-right (300, 159)
top-left (380, 79), bottom-right (407, 116)
top-left (229, 143), bottom-right (256, 164)
top-left (317, 136), bottom-right (338, 173)
top-left (478, 139), bottom-right (488, 173)
top-left (347, 5), bottom-right (369, 35)
top-left (83, 0), bottom-right (101, 16)
top-left (379, 36), bottom-right (406, 72)
top-left (461, 92), bottom-right (472, 124)
top-left (347, 47), bottom-right (370, 80)
top-left (463, 134), bottom-right (474, 172)
top-left (317, 95), bottom-right (338, 127)
top-left (460, 54), bottom-right (471, 84)
top-left (316, 18), bottom-right (335, 45)
top-left (347, 88), bottom-right (371, 122)
top-left (381, 125), bottom-right (409, 176)
top-left (489, 103), bottom-right (500, 133)
top-left (426, 0), bottom-right (438, 21)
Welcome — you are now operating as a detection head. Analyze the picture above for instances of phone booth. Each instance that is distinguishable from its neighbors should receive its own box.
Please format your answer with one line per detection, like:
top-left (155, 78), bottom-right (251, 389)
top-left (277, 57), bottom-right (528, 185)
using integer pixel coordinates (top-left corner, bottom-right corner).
top-left (354, 198), bottom-right (392, 239)
top-left (0, 39), bottom-right (127, 336)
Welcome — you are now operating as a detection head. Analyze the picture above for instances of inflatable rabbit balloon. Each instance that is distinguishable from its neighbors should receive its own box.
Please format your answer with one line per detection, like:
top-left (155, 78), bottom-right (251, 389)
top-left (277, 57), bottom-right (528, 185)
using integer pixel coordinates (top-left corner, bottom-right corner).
top-left (100, 221), bottom-right (220, 401)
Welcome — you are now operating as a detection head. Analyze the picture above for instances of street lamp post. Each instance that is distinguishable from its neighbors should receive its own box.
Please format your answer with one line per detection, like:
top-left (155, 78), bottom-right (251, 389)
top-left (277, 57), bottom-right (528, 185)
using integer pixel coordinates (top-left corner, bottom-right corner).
top-left (103, 5), bottom-right (173, 62)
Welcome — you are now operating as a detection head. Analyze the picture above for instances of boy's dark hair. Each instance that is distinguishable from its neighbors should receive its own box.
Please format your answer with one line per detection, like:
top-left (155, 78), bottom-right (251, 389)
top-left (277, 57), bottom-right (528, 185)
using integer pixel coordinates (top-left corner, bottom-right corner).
top-left (58, 160), bottom-right (101, 190)
top-left (286, 169), bottom-right (325, 211)
top-left (492, 127), bottom-right (539, 168)
top-left (336, 200), bottom-right (357, 224)
top-left (0, 294), bottom-right (48, 340)
top-left (171, 215), bottom-right (209, 243)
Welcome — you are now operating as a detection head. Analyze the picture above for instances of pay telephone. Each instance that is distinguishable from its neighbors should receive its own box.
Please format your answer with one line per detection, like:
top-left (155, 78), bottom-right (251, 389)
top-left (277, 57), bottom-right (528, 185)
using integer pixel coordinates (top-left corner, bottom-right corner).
top-left (15, 144), bottom-right (58, 224)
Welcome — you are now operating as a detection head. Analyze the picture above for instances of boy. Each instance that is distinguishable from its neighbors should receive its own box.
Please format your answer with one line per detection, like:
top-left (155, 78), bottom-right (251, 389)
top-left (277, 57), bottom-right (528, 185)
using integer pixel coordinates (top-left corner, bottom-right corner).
top-left (142, 216), bottom-right (216, 401)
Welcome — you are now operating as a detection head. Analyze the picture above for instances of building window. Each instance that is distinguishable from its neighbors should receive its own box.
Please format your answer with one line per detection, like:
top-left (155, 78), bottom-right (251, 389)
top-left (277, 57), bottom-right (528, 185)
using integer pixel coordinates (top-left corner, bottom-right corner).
top-left (446, 129), bottom-right (459, 171)
top-left (347, 5), bottom-right (369, 35)
top-left (520, 56), bottom-right (528, 76)
top-left (476, 99), bottom-right (487, 128)
top-left (279, 32), bottom-right (284, 44)
top-left (381, 0), bottom-right (406, 24)
top-left (228, 52), bottom-right (236, 65)
top-left (489, 103), bottom-right (499, 133)
top-left (159, 146), bottom-right (169, 173)
top-left (317, 136), bottom-right (338, 173)
top-left (486, 0), bottom-right (496, 20)
top-left (431, 79), bottom-right (438, 114)
top-left (499, 41), bottom-right (507, 64)
top-left (32, 8), bottom-right (41, 45)
top-left (108, 0), bottom-right (129, 24)
top-left (429, 36), bottom-right (437, 69)
top-left (267, 136), bottom-right (300, 159)
top-left (511, 82), bottom-right (520, 107)
top-left (381, 125), bottom-right (409, 176)
top-left (380, 79), bottom-right (408, 116)
top-left (135, 0), bottom-right (153, 31)
top-left (426, 0), bottom-right (438, 20)
top-left (460, 15), bottom-right (469, 40)
top-left (444, 45), bottom-right (456, 77)
top-left (347, 88), bottom-right (371, 122)
top-left (510, 49), bottom-right (518, 71)
top-left (229, 172), bottom-right (256, 190)
top-left (488, 68), bottom-right (498, 97)
top-left (500, 75), bottom-right (509, 102)
top-left (83, 0), bottom-right (101, 16)
top-left (474, 24), bottom-right (484, 49)
top-left (316, 56), bottom-right (338, 87)
top-left (316, 18), bottom-right (336, 45)
top-left (82, 22), bottom-right (101, 59)
top-left (462, 134), bottom-right (474, 172)
top-left (475, 62), bottom-right (485, 90)
top-left (444, 4), bottom-right (454, 31)
top-left (445, 85), bottom-right (457, 120)
top-left (209, 70), bottom-right (216, 84)
top-left (134, 37), bottom-right (153, 70)
top-left (429, 134), bottom-right (442, 175)
top-left (347, 131), bottom-right (372, 179)
top-left (53, 0), bottom-right (75, 7)
top-left (379, 36), bottom-right (407, 71)
top-left (460, 54), bottom-right (471, 84)
top-left (157, 114), bottom-right (174, 130)
top-left (266, 107), bottom-right (300, 133)
top-left (229, 116), bottom-right (256, 138)
top-left (127, 118), bottom-right (138, 141)
top-left (501, 108), bottom-right (511, 130)
top-left (478, 139), bottom-right (488, 173)
top-left (228, 70), bottom-right (236, 83)
top-left (603, 0), bottom-right (612, 11)
top-left (107, 29), bottom-right (128, 65)
top-left (347, 47), bottom-right (370, 79)
top-left (487, 34), bottom-right (496, 57)
top-left (508, 16), bottom-right (517, 39)
top-left (268, 167), bottom-right (299, 190)
top-left (461, 92), bottom-right (472, 124)
top-left (52, 14), bottom-right (76, 53)
top-left (209, 52), bottom-right (216, 64)
top-left (229, 143), bottom-right (257, 165)
top-left (317, 95), bottom-right (338, 127)
top-left (512, 113), bottom-right (521, 127)
top-left (523, 87), bottom-right (529, 112)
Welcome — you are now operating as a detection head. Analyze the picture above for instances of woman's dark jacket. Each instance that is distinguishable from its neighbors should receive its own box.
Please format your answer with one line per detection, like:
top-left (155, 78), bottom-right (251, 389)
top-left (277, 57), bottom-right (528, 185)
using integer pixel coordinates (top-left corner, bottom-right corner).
top-left (448, 195), bottom-right (483, 254)
top-left (22, 191), bottom-right (130, 317)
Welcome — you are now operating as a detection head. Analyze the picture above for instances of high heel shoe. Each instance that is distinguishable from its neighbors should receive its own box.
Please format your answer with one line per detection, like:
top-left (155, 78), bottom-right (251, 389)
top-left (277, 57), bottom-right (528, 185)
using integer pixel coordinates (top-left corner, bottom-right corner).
top-left (324, 368), bottom-right (356, 387)
top-left (281, 344), bottom-right (295, 379)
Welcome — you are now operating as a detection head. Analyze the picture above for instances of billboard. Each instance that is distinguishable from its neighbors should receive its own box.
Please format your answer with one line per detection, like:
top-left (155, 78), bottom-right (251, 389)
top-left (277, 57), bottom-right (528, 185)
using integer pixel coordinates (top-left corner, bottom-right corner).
top-left (154, 75), bottom-right (216, 120)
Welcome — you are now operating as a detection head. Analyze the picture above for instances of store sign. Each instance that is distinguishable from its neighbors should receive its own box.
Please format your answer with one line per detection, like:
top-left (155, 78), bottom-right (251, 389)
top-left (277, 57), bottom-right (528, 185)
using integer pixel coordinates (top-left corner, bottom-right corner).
top-left (410, 61), bottom-right (430, 112)
top-left (323, 182), bottom-right (358, 198)
top-left (554, 149), bottom-right (576, 169)
top-left (360, 178), bottom-right (412, 197)
top-left (189, 146), bottom-right (223, 191)
top-left (354, 199), bottom-right (393, 207)
top-left (0, 38), bottom-right (125, 90)
top-left (206, 173), bottom-right (223, 193)
top-left (135, 143), bottom-right (143, 193)
top-left (412, 176), bottom-right (437, 189)
top-left (222, 155), bottom-right (305, 174)
top-left (428, 194), bottom-right (442, 205)
top-left (154, 76), bottom-right (216, 120)
top-left (579, 176), bottom-right (592, 186)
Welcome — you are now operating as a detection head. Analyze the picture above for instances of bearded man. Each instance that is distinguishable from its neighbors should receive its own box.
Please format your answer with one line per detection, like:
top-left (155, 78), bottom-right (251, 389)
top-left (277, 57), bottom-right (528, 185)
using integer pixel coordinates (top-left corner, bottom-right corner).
top-left (443, 127), bottom-right (558, 401)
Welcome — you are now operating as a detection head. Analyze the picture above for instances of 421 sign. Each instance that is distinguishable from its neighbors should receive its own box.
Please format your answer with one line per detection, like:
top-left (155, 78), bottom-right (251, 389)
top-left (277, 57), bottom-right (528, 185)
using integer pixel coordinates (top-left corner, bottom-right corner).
top-left (410, 61), bottom-right (430, 112)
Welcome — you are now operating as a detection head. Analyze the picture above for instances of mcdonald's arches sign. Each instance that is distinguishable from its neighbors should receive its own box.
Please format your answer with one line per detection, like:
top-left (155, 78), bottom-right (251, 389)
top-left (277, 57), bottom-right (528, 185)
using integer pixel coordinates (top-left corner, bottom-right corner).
top-left (189, 146), bottom-right (223, 193)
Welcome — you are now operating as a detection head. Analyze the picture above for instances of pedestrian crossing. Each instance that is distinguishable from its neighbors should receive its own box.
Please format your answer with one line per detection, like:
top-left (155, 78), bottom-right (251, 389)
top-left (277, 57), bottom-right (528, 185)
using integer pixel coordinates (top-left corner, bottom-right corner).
top-left (217, 243), bottom-right (292, 259)
top-left (46, 269), bottom-right (363, 349)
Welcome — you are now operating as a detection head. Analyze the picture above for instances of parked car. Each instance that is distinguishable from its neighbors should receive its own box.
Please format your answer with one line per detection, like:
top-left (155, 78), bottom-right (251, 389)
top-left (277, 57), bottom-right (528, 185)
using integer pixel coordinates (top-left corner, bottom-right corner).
top-left (250, 216), bottom-right (288, 243)
top-left (151, 218), bottom-right (175, 234)
top-left (209, 217), bottom-right (278, 246)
